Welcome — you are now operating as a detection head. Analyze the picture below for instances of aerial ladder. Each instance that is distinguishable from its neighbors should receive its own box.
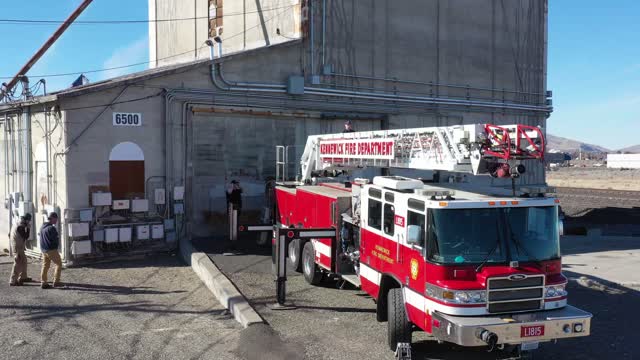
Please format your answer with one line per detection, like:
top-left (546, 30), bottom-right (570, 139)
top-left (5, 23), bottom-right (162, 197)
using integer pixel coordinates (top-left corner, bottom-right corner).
top-left (284, 123), bottom-right (545, 185)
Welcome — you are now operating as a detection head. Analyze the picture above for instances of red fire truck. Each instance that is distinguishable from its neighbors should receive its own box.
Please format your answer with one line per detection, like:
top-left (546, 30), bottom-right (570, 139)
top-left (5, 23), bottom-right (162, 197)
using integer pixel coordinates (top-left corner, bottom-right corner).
top-left (269, 124), bottom-right (591, 358)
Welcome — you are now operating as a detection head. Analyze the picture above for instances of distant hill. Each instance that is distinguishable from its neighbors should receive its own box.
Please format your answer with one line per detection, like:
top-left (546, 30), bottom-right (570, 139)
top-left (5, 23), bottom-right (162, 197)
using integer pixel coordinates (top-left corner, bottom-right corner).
top-left (546, 134), bottom-right (610, 153)
top-left (617, 145), bottom-right (640, 154)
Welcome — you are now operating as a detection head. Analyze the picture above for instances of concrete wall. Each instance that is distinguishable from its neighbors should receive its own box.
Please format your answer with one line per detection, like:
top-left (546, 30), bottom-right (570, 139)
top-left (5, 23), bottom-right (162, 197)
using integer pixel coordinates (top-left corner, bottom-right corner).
top-left (150, 0), bottom-right (302, 66)
top-left (61, 86), bottom-right (166, 210)
top-left (0, 106), bottom-right (66, 252)
top-left (150, 0), bottom-right (210, 67)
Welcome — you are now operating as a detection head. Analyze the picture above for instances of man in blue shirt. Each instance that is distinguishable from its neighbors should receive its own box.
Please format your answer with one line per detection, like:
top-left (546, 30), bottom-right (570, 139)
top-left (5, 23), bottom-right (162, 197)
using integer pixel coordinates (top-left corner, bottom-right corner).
top-left (39, 212), bottom-right (62, 289)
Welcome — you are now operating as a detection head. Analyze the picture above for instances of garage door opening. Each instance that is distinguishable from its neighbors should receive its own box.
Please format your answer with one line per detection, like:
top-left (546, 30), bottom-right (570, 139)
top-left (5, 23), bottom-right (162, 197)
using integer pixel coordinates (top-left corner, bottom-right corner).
top-left (109, 142), bottom-right (145, 199)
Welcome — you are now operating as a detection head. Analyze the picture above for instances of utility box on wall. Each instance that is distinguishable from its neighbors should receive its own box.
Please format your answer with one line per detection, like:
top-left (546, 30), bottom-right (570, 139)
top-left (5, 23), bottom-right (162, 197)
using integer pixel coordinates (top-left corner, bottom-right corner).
top-left (92, 192), bottom-right (112, 206)
top-left (136, 225), bottom-right (150, 240)
top-left (105, 228), bottom-right (119, 243)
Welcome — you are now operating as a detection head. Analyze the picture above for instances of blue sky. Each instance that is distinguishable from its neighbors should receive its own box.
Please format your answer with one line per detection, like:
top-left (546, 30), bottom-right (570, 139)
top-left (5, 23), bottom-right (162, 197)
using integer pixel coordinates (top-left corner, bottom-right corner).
top-left (1, 1), bottom-right (638, 149)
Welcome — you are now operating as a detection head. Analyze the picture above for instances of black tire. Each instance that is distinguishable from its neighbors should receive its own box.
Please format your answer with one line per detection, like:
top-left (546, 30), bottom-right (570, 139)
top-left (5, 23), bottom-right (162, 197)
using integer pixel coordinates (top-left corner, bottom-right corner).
top-left (302, 241), bottom-right (323, 285)
top-left (287, 239), bottom-right (302, 272)
top-left (387, 288), bottom-right (411, 351)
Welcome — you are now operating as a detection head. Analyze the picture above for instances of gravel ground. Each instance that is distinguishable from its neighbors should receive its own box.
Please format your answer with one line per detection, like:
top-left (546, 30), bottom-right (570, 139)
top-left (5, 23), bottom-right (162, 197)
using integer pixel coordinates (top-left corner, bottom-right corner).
top-left (0, 254), bottom-right (243, 360)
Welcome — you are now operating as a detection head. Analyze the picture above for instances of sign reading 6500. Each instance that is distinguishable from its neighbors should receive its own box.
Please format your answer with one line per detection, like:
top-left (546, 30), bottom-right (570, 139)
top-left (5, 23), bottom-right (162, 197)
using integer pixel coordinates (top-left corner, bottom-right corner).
top-left (113, 112), bottom-right (142, 126)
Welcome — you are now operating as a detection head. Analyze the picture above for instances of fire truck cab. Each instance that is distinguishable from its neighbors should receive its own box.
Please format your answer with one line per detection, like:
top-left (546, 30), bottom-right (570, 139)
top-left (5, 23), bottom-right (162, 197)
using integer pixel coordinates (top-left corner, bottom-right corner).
top-left (271, 124), bottom-right (592, 356)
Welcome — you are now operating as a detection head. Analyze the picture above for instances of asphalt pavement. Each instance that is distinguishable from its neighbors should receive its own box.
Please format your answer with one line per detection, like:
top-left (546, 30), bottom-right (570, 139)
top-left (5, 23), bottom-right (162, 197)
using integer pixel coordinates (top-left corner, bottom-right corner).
top-left (200, 233), bottom-right (640, 360)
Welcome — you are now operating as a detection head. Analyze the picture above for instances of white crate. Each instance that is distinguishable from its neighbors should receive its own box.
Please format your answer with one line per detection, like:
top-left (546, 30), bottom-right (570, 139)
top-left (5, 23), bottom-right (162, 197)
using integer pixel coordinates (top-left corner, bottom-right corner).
top-left (119, 227), bottom-right (132, 243)
top-left (72, 240), bottom-right (92, 255)
top-left (151, 224), bottom-right (164, 239)
top-left (92, 192), bottom-right (112, 206)
top-left (136, 225), bottom-right (150, 240)
top-left (105, 228), bottom-right (119, 243)
top-left (93, 229), bottom-right (105, 242)
top-left (112, 200), bottom-right (130, 210)
top-left (131, 199), bottom-right (149, 213)
top-left (68, 223), bottom-right (90, 237)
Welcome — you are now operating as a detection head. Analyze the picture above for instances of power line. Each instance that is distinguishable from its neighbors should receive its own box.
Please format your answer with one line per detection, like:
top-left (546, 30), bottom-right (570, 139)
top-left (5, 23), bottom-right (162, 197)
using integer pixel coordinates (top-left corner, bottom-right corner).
top-left (0, 4), bottom-right (295, 84)
top-left (0, 4), bottom-right (294, 25)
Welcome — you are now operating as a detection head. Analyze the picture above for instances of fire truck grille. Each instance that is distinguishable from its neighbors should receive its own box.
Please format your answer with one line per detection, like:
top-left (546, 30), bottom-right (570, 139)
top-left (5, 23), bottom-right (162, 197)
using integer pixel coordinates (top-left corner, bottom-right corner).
top-left (488, 300), bottom-right (542, 313)
top-left (487, 275), bottom-right (545, 314)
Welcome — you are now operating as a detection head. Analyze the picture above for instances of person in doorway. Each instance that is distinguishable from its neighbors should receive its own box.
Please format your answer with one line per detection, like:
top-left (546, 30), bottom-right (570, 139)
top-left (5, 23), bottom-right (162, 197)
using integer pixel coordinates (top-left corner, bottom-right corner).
top-left (39, 212), bottom-right (62, 289)
top-left (8, 213), bottom-right (32, 286)
top-left (343, 120), bottom-right (355, 133)
top-left (226, 180), bottom-right (243, 218)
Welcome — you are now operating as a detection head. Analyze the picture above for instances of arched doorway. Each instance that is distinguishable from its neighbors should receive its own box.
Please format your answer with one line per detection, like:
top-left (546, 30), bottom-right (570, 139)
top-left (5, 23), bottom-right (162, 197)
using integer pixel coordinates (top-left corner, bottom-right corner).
top-left (109, 142), bottom-right (145, 199)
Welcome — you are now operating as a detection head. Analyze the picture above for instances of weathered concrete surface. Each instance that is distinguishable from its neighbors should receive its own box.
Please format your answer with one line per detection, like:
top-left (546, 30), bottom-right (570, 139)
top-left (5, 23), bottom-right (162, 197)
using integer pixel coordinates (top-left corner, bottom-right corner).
top-left (0, 254), bottom-right (243, 360)
top-left (179, 236), bottom-right (263, 327)
top-left (562, 235), bottom-right (640, 289)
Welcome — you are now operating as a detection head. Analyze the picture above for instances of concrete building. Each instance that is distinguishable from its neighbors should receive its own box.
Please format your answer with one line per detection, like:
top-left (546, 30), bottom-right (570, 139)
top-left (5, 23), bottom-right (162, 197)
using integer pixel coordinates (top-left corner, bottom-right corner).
top-left (0, 0), bottom-right (551, 258)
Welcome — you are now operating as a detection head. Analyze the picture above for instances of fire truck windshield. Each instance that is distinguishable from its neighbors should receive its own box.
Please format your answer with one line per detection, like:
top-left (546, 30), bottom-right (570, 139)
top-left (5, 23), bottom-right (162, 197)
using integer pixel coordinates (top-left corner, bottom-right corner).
top-left (426, 206), bottom-right (559, 265)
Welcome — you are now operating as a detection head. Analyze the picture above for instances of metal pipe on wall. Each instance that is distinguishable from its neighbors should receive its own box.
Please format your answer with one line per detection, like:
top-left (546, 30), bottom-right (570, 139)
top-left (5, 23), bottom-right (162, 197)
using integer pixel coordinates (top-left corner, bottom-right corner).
top-left (23, 107), bottom-right (33, 205)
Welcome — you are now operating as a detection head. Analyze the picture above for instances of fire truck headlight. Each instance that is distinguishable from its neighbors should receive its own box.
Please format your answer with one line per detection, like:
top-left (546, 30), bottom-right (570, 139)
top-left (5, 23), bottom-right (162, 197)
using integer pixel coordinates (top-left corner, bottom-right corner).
top-left (426, 284), bottom-right (486, 304)
top-left (455, 292), bottom-right (470, 303)
top-left (545, 284), bottom-right (567, 298)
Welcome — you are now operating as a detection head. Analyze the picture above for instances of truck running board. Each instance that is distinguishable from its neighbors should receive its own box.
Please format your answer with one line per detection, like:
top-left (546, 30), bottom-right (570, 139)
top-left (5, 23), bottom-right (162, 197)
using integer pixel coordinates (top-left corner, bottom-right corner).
top-left (341, 274), bottom-right (361, 288)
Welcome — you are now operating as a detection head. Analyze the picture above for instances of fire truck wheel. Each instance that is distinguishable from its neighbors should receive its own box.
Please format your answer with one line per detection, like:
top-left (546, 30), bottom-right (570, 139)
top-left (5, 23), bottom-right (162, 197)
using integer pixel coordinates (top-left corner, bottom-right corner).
top-left (387, 288), bottom-right (411, 351)
top-left (287, 239), bottom-right (302, 272)
top-left (302, 241), bottom-right (323, 285)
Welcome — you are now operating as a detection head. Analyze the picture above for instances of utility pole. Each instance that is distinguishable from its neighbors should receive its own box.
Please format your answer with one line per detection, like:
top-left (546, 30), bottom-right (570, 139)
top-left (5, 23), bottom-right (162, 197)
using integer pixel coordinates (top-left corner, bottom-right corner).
top-left (0, 0), bottom-right (94, 102)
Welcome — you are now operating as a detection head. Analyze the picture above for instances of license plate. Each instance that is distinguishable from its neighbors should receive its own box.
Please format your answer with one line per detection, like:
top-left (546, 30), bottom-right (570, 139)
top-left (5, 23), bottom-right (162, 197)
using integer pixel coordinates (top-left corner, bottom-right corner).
top-left (521, 325), bottom-right (545, 337)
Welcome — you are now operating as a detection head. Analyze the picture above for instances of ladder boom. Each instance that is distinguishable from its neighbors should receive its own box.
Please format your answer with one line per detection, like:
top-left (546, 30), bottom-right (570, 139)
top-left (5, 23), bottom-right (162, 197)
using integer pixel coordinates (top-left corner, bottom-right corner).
top-left (297, 124), bottom-right (544, 182)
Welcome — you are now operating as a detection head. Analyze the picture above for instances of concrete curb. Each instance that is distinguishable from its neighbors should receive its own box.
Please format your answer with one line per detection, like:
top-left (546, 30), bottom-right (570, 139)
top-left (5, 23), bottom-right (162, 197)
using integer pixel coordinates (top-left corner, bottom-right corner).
top-left (179, 238), bottom-right (264, 328)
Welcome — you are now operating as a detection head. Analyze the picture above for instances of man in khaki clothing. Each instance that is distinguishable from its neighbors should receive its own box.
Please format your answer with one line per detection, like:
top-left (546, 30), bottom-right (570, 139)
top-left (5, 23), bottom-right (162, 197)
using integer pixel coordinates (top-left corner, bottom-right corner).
top-left (8, 213), bottom-right (32, 286)
top-left (39, 212), bottom-right (62, 289)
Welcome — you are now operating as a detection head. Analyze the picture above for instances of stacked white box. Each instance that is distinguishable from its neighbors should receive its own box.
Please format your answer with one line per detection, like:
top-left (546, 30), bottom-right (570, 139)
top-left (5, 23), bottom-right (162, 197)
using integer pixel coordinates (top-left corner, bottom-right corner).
top-left (93, 229), bottom-right (105, 242)
top-left (105, 228), bottom-right (119, 243)
top-left (151, 225), bottom-right (164, 239)
top-left (136, 225), bottom-right (150, 240)
top-left (92, 192), bottom-right (112, 206)
top-left (68, 223), bottom-right (90, 237)
top-left (72, 240), bottom-right (92, 255)
top-left (131, 199), bottom-right (149, 213)
top-left (119, 227), bottom-right (132, 242)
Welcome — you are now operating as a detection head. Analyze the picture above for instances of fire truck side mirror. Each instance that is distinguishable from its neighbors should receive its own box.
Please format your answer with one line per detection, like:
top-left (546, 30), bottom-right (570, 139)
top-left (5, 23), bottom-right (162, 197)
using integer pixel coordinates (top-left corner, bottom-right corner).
top-left (558, 219), bottom-right (564, 237)
top-left (407, 225), bottom-right (423, 246)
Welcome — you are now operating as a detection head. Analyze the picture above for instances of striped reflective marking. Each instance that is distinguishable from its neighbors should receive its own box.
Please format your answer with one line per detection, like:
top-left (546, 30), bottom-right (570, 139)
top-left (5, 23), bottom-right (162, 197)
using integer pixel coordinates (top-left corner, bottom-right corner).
top-left (312, 240), bottom-right (332, 257)
top-left (404, 287), bottom-right (426, 312)
top-left (299, 230), bottom-right (335, 238)
top-left (247, 226), bottom-right (272, 231)
top-left (359, 263), bottom-right (381, 286)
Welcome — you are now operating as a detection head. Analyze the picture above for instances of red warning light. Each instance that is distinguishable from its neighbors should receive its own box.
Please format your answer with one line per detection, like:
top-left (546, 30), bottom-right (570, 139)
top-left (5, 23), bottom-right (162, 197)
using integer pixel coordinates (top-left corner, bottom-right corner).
top-left (239, 225), bottom-right (245, 232)
top-left (287, 231), bottom-right (295, 238)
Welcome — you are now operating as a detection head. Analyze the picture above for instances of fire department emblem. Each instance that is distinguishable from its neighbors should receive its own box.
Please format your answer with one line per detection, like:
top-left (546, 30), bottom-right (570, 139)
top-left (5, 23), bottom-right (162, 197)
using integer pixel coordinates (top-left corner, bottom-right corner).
top-left (410, 258), bottom-right (419, 280)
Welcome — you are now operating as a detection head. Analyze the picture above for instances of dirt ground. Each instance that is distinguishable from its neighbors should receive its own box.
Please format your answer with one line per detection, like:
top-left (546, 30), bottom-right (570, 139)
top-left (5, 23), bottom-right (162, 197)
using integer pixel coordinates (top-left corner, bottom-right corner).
top-left (547, 167), bottom-right (640, 191)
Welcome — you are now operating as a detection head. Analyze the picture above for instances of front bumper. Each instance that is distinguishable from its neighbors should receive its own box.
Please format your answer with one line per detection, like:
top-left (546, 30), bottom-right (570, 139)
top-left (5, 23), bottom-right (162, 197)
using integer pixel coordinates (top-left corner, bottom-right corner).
top-left (431, 305), bottom-right (592, 347)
